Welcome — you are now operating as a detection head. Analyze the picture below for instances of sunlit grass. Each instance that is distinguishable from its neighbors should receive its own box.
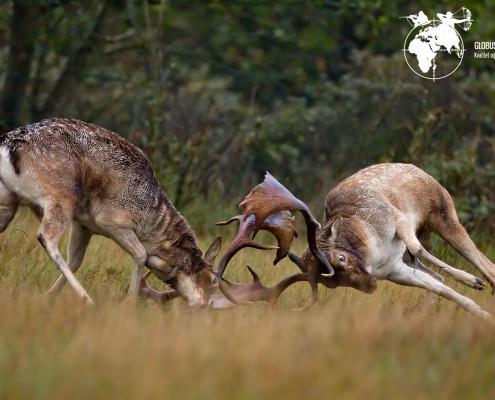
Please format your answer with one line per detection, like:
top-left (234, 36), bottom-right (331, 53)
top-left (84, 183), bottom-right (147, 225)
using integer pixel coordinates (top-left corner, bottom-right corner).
top-left (1, 210), bottom-right (495, 399)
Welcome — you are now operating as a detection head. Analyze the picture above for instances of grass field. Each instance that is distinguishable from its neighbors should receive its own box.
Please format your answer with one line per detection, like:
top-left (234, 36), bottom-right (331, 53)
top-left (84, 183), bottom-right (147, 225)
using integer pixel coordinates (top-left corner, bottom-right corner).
top-left (1, 210), bottom-right (495, 399)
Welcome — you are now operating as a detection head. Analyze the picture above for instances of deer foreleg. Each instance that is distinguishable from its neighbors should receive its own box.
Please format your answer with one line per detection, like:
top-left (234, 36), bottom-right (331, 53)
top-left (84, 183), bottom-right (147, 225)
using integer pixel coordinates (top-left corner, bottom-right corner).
top-left (108, 228), bottom-right (147, 300)
top-left (402, 250), bottom-right (441, 311)
top-left (0, 181), bottom-right (18, 232)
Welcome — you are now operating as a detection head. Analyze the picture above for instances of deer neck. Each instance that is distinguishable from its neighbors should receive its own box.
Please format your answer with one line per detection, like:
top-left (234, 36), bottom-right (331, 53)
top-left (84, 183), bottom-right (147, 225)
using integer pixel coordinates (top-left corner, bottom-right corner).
top-left (326, 215), bottom-right (372, 267)
top-left (140, 193), bottom-right (205, 275)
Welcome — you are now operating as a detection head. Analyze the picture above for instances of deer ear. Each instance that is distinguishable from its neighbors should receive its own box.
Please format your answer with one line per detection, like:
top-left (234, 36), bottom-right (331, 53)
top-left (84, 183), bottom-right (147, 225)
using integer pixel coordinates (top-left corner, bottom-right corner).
top-left (204, 236), bottom-right (222, 264)
top-left (322, 217), bottom-right (341, 243)
top-left (331, 217), bottom-right (341, 237)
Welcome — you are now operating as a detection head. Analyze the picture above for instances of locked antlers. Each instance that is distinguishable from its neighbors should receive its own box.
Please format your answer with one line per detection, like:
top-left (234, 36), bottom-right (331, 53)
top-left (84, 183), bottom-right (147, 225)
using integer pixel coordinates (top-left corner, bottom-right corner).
top-left (214, 172), bottom-right (333, 309)
top-left (242, 172), bottom-right (333, 276)
top-left (138, 172), bottom-right (331, 310)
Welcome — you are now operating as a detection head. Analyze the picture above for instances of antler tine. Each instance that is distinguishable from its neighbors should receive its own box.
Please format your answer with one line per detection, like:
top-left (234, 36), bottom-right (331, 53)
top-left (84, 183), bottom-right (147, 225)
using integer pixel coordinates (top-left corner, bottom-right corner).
top-left (215, 214), bottom-right (278, 277)
top-left (240, 172), bottom-right (334, 277)
top-left (210, 265), bottom-right (319, 310)
top-left (209, 265), bottom-right (263, 308)
top-left (264, 268), bottom-right (319, 311)
top-left (138, 270), bottom-right (181, 304)
top-left (244, 265), bottom-right (319, 311)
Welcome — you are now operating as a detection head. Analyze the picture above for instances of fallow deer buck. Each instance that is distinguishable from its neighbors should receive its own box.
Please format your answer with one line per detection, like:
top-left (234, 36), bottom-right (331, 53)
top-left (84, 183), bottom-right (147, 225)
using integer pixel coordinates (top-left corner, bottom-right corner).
top-left (139, 166), bottom-right (495, 322)
top-left (285, 163), bottom-right (495, 320)
top-left (0, 118), bottom-right (231, 306)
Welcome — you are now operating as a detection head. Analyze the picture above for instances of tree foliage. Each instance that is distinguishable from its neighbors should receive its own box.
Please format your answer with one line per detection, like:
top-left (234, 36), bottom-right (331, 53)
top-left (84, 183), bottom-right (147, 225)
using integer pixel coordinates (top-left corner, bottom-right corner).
top-left (0, 0), bottom-right (494, 231)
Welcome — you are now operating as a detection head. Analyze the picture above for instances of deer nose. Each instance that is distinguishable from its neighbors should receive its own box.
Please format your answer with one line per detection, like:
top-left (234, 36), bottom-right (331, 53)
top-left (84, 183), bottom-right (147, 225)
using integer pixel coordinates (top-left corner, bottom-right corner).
top-left (188, 301), bottom-right (208, 311)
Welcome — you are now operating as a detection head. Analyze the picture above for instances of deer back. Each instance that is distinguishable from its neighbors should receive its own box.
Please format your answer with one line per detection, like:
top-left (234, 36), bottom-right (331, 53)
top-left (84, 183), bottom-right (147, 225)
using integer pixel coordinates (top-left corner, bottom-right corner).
top-left (324, 163), bottom-right (452, 242)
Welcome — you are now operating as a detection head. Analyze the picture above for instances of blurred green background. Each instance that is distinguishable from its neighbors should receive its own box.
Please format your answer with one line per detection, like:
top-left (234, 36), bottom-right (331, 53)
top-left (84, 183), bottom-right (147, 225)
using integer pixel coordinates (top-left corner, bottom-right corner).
top-left (1, 0), bottom-right (494, 231)
top-left (2, 3), bottom-right (495, 398)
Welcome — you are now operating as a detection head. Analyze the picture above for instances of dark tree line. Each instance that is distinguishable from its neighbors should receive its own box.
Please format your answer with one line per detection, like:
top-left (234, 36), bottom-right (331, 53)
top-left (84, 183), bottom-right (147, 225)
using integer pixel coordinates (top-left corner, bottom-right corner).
top-left (1, 0), bottom-right (495, 232)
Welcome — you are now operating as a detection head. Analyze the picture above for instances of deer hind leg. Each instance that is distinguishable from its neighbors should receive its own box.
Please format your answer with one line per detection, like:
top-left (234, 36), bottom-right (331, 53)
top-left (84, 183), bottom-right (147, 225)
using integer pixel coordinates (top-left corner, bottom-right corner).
top-left (37, 201), bottom-right (93, 304)
top-left (386, 260), bottom-right (493, 323)
top-left (0, 180), bottom-right (19, 232)
top-left (404, 230), bottom-right (443, 309)
top-left (403, 250), bottom-right (444, 283)
top-left (429, 211), bottom-right (495, 293)
top-left (47, 222), bottom-right (92, 295)
top-left (396, 218), bottom-right (485, 290)
top-left (403, 250), bottom-right (441, 311)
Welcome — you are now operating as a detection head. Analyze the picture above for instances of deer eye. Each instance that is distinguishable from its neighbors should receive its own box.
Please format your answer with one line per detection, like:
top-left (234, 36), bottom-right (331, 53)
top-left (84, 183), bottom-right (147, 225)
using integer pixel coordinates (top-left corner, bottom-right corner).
top-left (338, 255), bottom-right (346, 262)
top-left (211, 275), bottom-right (218, 285)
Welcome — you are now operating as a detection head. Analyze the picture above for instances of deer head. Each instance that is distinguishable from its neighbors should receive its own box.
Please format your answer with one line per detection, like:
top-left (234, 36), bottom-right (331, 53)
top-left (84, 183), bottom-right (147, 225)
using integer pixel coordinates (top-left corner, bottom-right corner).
top-left (287, 218), bottom-right (378, 295)
top-left (138, 236), bottom-right (224, 308)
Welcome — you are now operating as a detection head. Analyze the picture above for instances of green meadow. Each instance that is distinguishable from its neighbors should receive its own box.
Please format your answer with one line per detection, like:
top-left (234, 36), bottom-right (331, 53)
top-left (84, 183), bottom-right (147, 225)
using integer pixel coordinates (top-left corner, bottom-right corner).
top-left (1, 209), bottom-right (494, 399)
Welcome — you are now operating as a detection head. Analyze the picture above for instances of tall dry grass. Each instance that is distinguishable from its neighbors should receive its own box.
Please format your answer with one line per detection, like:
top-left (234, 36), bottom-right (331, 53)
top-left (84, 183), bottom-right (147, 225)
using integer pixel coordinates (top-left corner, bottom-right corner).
top-left (1, 210), bottom-right (494, 399)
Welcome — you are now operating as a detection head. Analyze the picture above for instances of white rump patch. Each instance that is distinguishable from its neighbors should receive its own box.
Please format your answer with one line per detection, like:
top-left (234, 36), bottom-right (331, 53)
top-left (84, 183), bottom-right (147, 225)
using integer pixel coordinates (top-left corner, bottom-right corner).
top-left (0, 147), bottom-right (46, 208)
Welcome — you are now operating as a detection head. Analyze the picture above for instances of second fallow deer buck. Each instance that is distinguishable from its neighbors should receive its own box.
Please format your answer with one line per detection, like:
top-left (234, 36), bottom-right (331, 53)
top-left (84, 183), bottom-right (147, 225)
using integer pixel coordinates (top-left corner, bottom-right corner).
top-left (0, 118), bottom-right (231, 306)
top-left (140, 165), bottom-right (495, 321)
top-left (286, 163), bottom-right (495, 320)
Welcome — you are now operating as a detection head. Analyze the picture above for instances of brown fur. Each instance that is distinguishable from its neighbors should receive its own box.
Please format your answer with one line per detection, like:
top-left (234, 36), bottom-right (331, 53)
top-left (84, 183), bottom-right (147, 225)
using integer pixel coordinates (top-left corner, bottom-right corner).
top-left (295, 164), bottom-right (495, 314)
top-left (0, 118), bottom-right (219, 305)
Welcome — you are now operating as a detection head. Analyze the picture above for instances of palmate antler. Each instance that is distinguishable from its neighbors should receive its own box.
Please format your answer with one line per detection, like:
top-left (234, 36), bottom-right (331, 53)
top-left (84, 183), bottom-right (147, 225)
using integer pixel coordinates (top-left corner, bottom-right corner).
top-left (214, 172), bottom-right (333, 309)
top-left (215, 211), bottom-right (297, 275)
top-left (216, 173), bottom-right (333, 276)
top-left (240, 173), bottom-right (333, 276)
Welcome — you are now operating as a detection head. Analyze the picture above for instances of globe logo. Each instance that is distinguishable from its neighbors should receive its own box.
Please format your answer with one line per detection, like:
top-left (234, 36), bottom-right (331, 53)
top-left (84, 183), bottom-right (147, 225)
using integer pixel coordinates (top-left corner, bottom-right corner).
top-left (401, 8), bottom-right (472, 81)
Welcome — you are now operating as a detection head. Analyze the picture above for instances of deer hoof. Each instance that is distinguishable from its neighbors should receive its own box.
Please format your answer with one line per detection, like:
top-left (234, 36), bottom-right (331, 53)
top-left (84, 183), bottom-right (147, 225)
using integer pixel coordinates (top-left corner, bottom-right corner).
top-left (474, 277), bottom-right (486, 291)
